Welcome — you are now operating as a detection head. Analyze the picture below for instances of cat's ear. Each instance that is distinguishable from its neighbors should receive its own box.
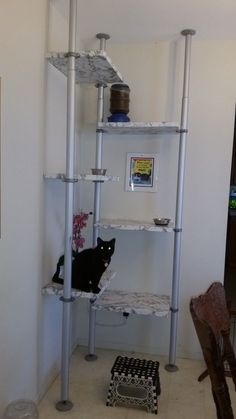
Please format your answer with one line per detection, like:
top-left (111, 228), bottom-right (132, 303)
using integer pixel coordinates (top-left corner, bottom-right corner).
top-left (97, 237), bottom-right (102, 245)
top-left (110, 238), bottom-right (116, 245)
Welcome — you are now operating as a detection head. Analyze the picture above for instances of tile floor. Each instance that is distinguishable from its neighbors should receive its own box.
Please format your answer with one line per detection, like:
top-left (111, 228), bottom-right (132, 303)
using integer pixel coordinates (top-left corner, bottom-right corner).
top-left (38, 346), bottom-right (236, 419)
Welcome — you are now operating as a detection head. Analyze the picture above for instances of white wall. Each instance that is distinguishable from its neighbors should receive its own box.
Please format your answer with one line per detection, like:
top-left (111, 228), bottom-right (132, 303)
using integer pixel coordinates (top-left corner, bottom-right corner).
top-left (0, 0), bottom-right (82, 414)
top-left (72, 39), bottom-right (236, 359)
top-left (0, 0), bottom-right (48, 415)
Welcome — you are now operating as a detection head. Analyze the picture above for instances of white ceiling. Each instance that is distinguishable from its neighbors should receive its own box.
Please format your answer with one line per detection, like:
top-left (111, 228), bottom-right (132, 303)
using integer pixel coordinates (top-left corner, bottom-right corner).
top-left (66, 0), bottom-right (236, 44)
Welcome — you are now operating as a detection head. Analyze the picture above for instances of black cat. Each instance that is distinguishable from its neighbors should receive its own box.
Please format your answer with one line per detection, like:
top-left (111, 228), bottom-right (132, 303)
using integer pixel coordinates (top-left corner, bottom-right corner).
top-left (52, 237), bottom-right (116, 293)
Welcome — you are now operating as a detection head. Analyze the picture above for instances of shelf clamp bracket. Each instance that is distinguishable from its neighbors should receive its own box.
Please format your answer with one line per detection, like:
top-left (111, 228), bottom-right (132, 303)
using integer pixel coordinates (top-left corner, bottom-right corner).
top-left (60, 296), bottom-right (75, 303)
top-left (170, 307), bottom-right (179, 313)
top-left (65, 52), bottom-right (78, 58)
top-left (177, 128), bottom-right (188, 134)
top-left (173, 228), bottom-right (183, 233)
top-left (62, 176), bottom-right (78, 183)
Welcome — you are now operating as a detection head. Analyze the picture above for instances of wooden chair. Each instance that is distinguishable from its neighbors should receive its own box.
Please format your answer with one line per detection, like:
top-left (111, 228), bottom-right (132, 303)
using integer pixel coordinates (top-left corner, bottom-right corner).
top-left (190, 282), bottom-right (236, 419)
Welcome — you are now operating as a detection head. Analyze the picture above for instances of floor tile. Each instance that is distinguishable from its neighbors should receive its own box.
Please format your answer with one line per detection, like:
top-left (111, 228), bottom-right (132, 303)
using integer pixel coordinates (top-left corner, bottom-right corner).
top-left (167, 400), bottom-right (205, 419)
top-left (38, 346), bottom-right (236, 419)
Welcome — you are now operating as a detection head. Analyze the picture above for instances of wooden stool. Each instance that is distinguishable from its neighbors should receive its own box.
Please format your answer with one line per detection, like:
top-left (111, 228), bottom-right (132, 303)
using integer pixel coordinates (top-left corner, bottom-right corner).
top-left (106, 356), bottom-right (161, 414)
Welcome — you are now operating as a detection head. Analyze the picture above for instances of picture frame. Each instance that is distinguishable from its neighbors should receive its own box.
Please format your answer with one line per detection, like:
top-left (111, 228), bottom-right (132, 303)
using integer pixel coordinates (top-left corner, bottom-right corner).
top-left (125, 152), bottom-right (158, 192)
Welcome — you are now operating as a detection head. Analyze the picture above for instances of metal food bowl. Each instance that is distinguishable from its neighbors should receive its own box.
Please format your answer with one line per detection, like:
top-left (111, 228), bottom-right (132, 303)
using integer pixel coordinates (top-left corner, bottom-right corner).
top-left (91, 168), bottom-right (107, 175)
top-left (153, 217), bottom-right (170, 226)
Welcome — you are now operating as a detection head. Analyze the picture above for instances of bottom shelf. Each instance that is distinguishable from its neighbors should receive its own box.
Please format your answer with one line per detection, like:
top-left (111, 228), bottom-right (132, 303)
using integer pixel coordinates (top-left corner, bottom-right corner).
top-left (41, 270), bottom-right (116, 300)
top-left (92, 290), bottom-right (170, 317)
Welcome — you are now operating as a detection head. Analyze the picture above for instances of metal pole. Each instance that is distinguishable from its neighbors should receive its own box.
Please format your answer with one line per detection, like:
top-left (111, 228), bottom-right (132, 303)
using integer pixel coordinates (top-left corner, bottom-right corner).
top-left (165, 29), bottom-right (195, 372)
top-left (56, 0), bottom-right (77, 410)
top-left (85, 33), bottom-right (110, 361)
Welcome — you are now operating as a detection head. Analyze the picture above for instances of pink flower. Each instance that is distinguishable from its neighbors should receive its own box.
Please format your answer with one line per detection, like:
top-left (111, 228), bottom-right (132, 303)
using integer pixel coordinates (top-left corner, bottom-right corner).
top-left (72, 212), bottom-right (90, 251)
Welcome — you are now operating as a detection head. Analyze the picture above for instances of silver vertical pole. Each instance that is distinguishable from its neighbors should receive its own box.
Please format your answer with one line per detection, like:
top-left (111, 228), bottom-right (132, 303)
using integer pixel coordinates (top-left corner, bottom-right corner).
top-left (56, 0), bottom-right (77, 410)
top-left (165, 29), bottom-right (195, 372)
top-left (85, 33), bottom-right (110, 361)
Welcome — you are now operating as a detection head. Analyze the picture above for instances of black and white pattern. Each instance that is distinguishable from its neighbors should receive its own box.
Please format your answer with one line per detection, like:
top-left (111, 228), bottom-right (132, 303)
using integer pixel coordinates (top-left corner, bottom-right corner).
top-left (98, 121), bottom-right (179, 135)
top-left (92, 289), bottom-right (170, 317)
top-left (47, 50), bottom-right (123, 84)
top-left (42, 270), bottom-right (116, 300)
top-left (95, 218), bottom-right (174, 232)
top-left (106, 356), bottom-right (161, 414)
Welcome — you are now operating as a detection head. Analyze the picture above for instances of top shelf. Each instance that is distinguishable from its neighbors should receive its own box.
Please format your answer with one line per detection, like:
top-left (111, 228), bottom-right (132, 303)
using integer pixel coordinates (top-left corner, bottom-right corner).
top-left (95, 219), bottom-right (174, 232)
top-left (97, 122), bottom-right (180, 135)
top-left (46, 50), bottom-right (123, 84)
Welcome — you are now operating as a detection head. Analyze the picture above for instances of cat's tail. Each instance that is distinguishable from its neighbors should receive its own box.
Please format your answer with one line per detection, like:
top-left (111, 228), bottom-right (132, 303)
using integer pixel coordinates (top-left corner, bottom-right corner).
top-left (52, 275), bottom-right (63, 285)
top-left (52, 255), bottom-right (64, 285)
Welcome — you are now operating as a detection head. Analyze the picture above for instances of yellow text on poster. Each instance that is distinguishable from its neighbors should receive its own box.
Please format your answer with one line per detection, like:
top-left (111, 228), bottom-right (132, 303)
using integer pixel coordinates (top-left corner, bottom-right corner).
top-left (133, 158), bottom-right (153, 175)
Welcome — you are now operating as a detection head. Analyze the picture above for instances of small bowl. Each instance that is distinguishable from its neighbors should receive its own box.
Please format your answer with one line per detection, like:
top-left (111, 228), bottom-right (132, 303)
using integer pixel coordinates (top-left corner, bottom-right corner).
top-left (91, 168), bottom-right (107, 176)
top-left (153, 217), bottom-right (170, 226)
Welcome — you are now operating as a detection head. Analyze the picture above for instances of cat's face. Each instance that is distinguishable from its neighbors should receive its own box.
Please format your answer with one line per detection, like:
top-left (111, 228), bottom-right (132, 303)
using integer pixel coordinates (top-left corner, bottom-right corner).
top-left (96, 237), bottom-right (116, 260)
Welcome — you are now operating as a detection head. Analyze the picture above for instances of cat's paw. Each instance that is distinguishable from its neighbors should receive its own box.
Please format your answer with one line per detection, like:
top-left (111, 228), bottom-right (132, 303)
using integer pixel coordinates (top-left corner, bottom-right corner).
top-left (92, 286), bottom-right (101, 294)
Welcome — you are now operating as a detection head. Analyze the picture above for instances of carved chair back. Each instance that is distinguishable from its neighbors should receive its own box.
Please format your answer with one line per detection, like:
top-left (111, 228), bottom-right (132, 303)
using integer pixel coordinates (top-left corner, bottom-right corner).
top-left (190, 282), bottom-right (236, 419)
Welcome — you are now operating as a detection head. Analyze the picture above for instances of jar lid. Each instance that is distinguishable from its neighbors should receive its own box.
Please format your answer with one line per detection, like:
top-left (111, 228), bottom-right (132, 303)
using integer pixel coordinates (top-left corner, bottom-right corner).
top-left (111, 83), bottom-right (130, 92)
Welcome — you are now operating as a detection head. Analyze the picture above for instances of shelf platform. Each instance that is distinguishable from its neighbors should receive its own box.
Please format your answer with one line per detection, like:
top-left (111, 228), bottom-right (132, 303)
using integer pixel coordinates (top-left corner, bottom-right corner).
top-left (47, 50), bottom-right (123, 84)
top-left (92, 289), bottom-right (170, 317)
top-left (43, 173), bottom-right (119, 182)
top-left (97, 122), bottom-right (179, 135)
top-left (95, 219), bottom-right (174, 232)
top-left (42, 270), bottom-right (116, 301)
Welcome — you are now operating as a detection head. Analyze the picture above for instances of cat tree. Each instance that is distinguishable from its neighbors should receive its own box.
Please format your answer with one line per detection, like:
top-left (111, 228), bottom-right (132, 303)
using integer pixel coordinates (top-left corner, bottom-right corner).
top-left (45, 0), bottom-right (195, 409)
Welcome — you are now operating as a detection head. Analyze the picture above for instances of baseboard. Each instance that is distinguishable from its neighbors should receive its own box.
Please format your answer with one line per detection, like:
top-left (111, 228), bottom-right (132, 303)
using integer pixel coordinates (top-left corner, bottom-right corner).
top-left (37, 340), bottom-right (79, 403)
top-left (74, 337), bottom-right (204, 361)
top-left (75, 337), bottom-right (168, 358)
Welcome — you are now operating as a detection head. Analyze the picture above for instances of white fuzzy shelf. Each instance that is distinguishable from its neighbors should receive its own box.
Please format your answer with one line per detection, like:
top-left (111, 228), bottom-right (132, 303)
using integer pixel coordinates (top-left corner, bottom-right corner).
top-left (47, 50), bottom-right (123, 84)
top-left (43, 173), bottom-right (119, 182)
top-left (97, 121), bottom-right (179, 135)
top-left (92, 289), bottom-right (170, 317)
top-left (95, 219), bottom-right (174, 232)
top-left (42, 270), bottom-right (116, 300)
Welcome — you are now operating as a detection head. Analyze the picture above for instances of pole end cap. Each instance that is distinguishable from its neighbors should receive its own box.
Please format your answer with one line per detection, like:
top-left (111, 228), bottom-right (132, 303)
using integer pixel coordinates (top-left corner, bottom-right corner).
top-left (96, 33), bottom-right (110, 40)
top-left (56, 400), bottom-right (73, 411)
top-left (181, 29), bottom-right (196, 36)
top-left (165, 364), bottom-right (179, 372)
top-left (85, 353), bottom-right (98, 362)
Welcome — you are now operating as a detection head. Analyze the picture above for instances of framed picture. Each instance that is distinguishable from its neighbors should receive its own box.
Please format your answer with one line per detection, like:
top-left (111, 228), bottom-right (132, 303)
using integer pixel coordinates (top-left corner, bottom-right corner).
top-left (125, 152), bottom-right (158, 192)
